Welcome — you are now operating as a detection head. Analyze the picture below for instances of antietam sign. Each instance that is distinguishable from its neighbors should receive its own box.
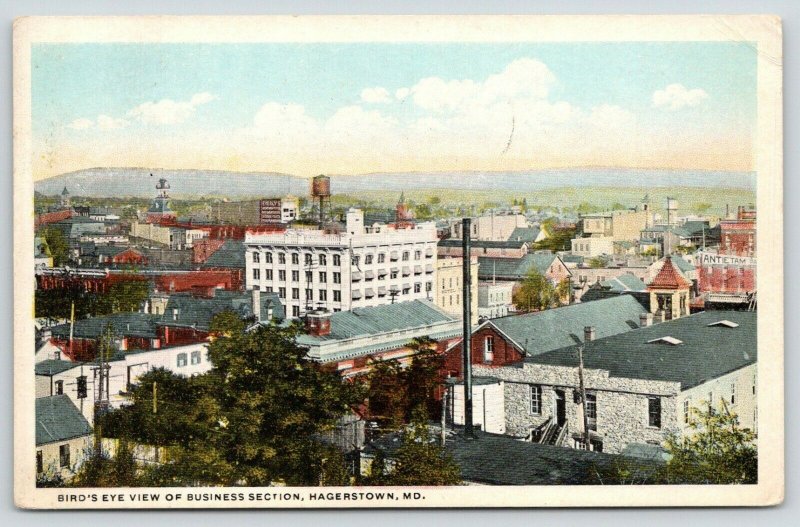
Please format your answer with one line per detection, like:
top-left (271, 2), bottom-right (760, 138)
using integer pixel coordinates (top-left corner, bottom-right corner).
top-left (695, 252), bottom-right (757, 267)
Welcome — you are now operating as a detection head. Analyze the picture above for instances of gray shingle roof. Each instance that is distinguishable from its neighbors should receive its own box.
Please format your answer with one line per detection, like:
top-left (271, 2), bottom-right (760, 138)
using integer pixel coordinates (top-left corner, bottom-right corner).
top-left (528, 310), bottom-right (756, 389)
top-left (297, 299), bottom-right (455, 344)
top-left (51, 312), bottom-right (160, 340)
top-left (507, 226), bottom-right (541, 243)
top-left (477, 252), bottom-right (563, 280)
top-left (35, 360), bottom-right (81, 376)
top-left (489, 295), bottom-right (648, 357)
top-left (36, 395), bottom-right (92, 446)
top-left (439, 239), bottom-right (527, 249)
top-left (161, 290), bottom-right (284, 330)
top-left (200, 240), bottom-right (245, 269)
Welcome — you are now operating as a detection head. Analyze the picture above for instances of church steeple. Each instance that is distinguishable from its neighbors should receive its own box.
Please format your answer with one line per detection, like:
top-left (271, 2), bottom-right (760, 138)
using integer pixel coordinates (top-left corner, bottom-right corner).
top-left (146, 175), bottom-right (177, 223)
top-left (60, 186), bottom-right (71, 208)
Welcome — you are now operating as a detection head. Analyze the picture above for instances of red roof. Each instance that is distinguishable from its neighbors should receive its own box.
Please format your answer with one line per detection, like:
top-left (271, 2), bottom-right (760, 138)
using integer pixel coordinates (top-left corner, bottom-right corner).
top-left (648, 257), bottom-right (691, 290)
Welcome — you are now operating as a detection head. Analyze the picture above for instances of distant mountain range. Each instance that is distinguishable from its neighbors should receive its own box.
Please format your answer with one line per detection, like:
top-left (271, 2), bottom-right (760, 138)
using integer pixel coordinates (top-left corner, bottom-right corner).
top-left (35, 167), bottom-right (756, 199)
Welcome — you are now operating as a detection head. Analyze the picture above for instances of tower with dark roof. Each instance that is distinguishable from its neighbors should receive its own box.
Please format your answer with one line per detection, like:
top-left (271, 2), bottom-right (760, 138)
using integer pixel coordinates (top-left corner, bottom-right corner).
top-left (146, 175), bottom-right (177, 223)
top-left (60, 186), bottom-right (71, 209)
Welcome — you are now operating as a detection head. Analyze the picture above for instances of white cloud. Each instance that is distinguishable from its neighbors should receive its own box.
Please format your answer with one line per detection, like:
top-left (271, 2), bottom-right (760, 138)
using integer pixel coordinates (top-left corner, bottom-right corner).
top-left (360, 87), bottom-right (391, 104)
top-left (96, 114), bottom-right (129, 130)
top-left (395, 87), bottom-right (410, 101)
top-left (652, 83), bottom-right (709, 110)
top-left (67, 118), bottom-right (94, 130)
top-left (127, 92), bottom-right (217, 125)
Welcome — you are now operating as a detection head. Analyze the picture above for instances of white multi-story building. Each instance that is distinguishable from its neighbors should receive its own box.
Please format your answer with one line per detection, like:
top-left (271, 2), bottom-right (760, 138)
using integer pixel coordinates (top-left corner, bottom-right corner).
top-left (244, 208), bottom-right (439, 318)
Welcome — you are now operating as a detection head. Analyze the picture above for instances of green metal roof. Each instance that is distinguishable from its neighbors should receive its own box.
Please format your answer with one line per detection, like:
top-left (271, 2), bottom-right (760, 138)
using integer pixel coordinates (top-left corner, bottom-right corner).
top-left (161, 290), bottom-right (284, 331)
top-left (507, 227), bottom-right (541, 243)
top-left (297, 299), bottom-right (456, 345)
top-left (36, 395), bottom-right (92, 446)
top-left (528, 311), bottom-right (756, 389)
top-left (600, 274), bottom-right (647, 292)
top-left (489, 295), bottom-right (648, 356)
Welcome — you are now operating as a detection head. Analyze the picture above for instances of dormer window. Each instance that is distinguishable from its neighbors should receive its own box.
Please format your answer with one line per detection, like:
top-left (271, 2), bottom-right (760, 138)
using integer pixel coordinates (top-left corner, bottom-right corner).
top-left (707, 320), bottom-right (739, 328)
top-left (647, 336), bottom-right (683, 345)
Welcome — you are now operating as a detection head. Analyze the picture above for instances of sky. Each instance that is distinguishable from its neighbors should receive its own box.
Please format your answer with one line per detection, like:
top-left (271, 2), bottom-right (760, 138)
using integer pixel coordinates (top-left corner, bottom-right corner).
top-left (31, 42), bottom-right (757, 180)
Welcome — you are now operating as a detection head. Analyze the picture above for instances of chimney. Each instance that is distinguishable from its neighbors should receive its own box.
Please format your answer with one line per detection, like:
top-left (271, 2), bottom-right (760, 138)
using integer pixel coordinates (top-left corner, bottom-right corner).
top-left (639, 312), bottom-right (653, 327)
top-left (305, 309), bottom-right (332, 337)
top-left (172, 308), bottom-right (179, 321)
top-left (584, 326), bottom-right (596, 342)
top-left (252, 288), bottom-right (262, 322)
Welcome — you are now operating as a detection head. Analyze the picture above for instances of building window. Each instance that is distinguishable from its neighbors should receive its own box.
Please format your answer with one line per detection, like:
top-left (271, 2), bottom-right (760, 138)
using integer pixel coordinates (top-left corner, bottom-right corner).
top-left (278, 253), bottom-right (286, 264)
top-left (266, 269), bottom-right (273, 280)
top-left (683, 399), bottom-right (690, 424)
top-left (484, 336), bottom-right (494, 362)
top-left (391, 271), bottom-right (398, 279)
top-left (292, 253), bottom-right (300, 265)
top-left (59, 444), bottom-right (70, 468)
top-left (333, 254), bottom-right (341, 266)
top-left (377, 253), bottom-right (385, 263)
top-left (265, 253), bottom-right (273, 263)
top-left (292, 306), bottom-right (300, 317)
top-left (442, 279), bottom-right (446, 290)
top-left (415, 250), bottom-right (421, 260)
top-left (426, 282), bottom-right (432, 292)
top-left (306, 271), bottom-right (313, 282)
top-left (414, 283), bottom-right (421, 293)
top-left (278, 270), bottom-right (286, 281)
top-left (305, 289), bottom-right (312, 301)
top-left (530, 385), bottom-right (542, 414)
top-left (402, 286), bottom-right (411, 295)
top-left (36, 451), bottom-right (43, 474)
top-left (333, 290), bottom-right (341, 302)
top-left (177, 353), bottom-right (188, 367)
top-left (730, 383), bottom-right (736, 405)
top-left (265, 286), bottom-right (273, 293)
top-left (586, 392), bottom-right (597, 430)
top-left (648, 397), bottom-right (662, 428)
top-left (319, 272), bottom-right (327, 283)
top-left (292, 288), bottom-right (300, 300)
top-left (319, 289), bottom-right (327, 301)
top-left (333, 272), bottom-right (341, 284)
top-left (304, 253), bottom-right (312, 265)
top-left (252, 268), bottom-right (260, 280)
top-left (365, 254), bottom-right (373, 265)
top-left (292, 270), bottom-right (299, 282)
top-left (190, 350), bottom-right (201, 365)
top-left (54, 380), bottom-right (64, 395)
top-left (352, 255), bottom-right (360, 266)
top-left (252, 252), bottom-right (260, 263)
top-left (319, 254), bottom-right (327, 266)
top-left (279, 287), bottom-right (286, 299)
top-left (402, 251), bottom-right (410, 261)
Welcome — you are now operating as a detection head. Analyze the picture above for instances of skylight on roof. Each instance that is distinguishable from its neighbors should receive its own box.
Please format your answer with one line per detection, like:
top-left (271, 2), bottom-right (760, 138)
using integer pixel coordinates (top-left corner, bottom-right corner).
top-left (707, 320), bottom-right (739, 328)
top-left (647, 336), bottom-right (683, 346)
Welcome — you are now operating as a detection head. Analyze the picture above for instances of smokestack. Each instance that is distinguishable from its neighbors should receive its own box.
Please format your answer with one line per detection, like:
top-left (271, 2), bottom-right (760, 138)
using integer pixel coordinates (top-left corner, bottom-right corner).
top-left (305, 309), bottom-right (332, 337)
top-left (639, 312), bottom-right (653, 327)
top-left (462, 218), bottom-right (475, 439)
top-left (252, 288), bottom-right (261, 322)
top-left (584, 326), bottom-right (596, 342)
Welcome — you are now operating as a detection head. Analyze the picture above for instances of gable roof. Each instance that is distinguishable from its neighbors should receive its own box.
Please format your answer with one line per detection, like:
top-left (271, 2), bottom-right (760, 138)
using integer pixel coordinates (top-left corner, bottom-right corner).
top-left (161, 290), bottom-right (284, 330)
top-left (648, 257), bottom-right (692, 290)
top-left (528, 310), bottom-right (756, 390)
top-left (36, 395), bottom-right (92, 446)
top-left (600, 273), bottom-right (647, 293)
top-left (297, 299), bottom-right (456, 344)
top-left (35, 359), bottom-right (82, 376)
top-left (507, 226), bottom-right (541, 243)
top-left (477, 252), bottom-right (564, 280)
top-left (200, 240), bottom-right (245, 269)
top-left (488, 295), bottom-right (648, 357)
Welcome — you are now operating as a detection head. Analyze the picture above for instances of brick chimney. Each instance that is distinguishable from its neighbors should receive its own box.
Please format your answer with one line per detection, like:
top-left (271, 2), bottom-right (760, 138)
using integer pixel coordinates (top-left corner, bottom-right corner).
top-left (639, 312), bottom-right (653, 327)
top-left (584, 326), bottom-right (596, 342)
top-left (252, 288), bottom-right (261, 322)
top-left (305, 309), bottom-right (332, 337)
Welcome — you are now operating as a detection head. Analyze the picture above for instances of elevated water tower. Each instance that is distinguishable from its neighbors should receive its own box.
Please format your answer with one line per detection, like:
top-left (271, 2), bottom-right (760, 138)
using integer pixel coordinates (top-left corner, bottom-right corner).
top-left (310, 174), bottom-right (331, 227)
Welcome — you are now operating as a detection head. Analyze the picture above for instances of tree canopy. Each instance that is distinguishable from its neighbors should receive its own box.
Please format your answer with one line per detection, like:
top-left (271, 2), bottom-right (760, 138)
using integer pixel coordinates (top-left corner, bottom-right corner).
top-left (512, 268), bottom-right (557, 313)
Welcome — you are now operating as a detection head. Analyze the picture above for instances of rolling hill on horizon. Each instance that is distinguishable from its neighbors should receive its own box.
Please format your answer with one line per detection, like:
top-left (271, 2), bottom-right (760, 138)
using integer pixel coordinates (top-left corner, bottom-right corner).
top-left (34, 167), bottom-right (756, 200)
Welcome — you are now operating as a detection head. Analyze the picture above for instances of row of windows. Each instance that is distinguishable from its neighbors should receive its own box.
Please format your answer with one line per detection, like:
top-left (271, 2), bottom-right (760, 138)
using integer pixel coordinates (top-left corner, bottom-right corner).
top-left (682, 381), bottom-right (748, 424)
top-left (528, 385), bottom-right (662, 429)
top-left (263, 286), bottom-right (343, 303)
top-left (252, 249), bottom-right (434, 266)
top-left (253, 269), bottom-right (342, 283)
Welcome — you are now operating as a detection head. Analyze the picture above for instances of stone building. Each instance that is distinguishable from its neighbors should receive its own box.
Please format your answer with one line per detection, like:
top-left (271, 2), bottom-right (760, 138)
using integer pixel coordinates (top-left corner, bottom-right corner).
top-left (468, 310), bottom-right (756, 454)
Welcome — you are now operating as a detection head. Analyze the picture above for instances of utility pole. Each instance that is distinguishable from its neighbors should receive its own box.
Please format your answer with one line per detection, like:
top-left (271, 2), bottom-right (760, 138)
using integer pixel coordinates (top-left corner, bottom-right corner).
top-left (461, 218), bottom-right (475, 439)
top-left (577, 344), bottom-right (590, 450)
top-left (94, 324), bottom-right (112, 457)
top-left (441, 386), bottom-right (448, 447)
top-left (152, 381), bottom-right (158, 414)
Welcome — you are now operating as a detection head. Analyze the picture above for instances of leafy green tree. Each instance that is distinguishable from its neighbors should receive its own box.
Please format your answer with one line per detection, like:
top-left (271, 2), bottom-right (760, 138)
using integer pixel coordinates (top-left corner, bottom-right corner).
top-left (405, 337), bottom-right (444, 421)
top-left (39, 227), bottom-right (70, 266)
top-left (414, 203), bottom-right (433, 220)
top-left (427, 196), bottom-right (441, 206)
top-left (611, 202), bottom-right (627, 211)
top-left (365, 357), bottom-right (408, 430)
top-left (513, 269), bottom-right (556, 312)
top-left (70, 443), bottom-right (140, 488)
top-left (662, 402), bottom-right (757, 484)
top-left (379, 407), bottom-right (461, 486)
top-left (556, 278), bottom-right (571, 303)
top-left (97, 279), bottom-right (150, 314)
top-left (587, 256), bottom-right (608, 269)
top-left (692, 202), bottom-right (713, 215)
